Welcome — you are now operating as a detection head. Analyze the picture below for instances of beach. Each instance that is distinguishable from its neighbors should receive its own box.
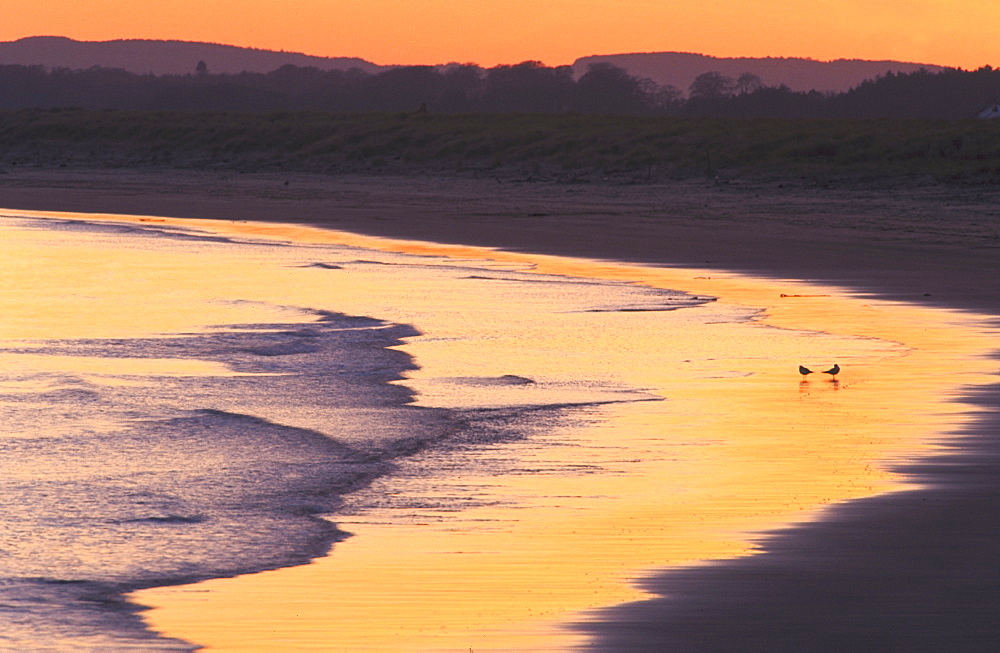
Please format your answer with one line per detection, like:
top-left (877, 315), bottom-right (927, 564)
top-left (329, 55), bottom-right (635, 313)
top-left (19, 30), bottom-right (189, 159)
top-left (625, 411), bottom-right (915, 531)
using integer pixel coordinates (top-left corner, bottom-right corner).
top-left (2, 169), bottom-right (999, 313)
top-left (2, 169), bottom-right (999, 649)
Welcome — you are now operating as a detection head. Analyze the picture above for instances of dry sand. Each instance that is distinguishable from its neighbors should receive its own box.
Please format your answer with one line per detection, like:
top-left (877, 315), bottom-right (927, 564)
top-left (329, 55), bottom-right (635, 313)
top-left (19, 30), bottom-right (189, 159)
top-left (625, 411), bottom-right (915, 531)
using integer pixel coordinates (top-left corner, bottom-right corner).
top-left (3, 169), bottom-right (1000, 649)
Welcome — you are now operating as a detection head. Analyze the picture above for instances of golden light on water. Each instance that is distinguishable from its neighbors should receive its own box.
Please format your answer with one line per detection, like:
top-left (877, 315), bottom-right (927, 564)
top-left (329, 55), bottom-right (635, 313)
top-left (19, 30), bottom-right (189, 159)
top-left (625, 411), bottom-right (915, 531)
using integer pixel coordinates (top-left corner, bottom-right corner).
top-left (2, 210), bottom-right (995, 650)
top-left (0, 353), bottom-right (263, 379)
top-left (0, 221), bottom-right (319, 341)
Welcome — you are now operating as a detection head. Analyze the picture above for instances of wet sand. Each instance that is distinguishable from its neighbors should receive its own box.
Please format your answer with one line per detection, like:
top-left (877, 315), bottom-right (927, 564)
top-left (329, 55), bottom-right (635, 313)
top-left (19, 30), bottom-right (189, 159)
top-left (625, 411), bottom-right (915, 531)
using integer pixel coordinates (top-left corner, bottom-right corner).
top-left (2, 169), bottom-right (999, 314)
top-left (3, 170), bottom-right (1000, 648)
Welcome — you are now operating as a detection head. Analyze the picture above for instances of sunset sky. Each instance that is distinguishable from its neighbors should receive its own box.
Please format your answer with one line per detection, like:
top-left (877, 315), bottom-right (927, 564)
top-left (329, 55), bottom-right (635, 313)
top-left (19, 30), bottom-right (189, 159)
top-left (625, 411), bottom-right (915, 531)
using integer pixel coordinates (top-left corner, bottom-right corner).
top-left (2, 0), bottom-right (996, 70)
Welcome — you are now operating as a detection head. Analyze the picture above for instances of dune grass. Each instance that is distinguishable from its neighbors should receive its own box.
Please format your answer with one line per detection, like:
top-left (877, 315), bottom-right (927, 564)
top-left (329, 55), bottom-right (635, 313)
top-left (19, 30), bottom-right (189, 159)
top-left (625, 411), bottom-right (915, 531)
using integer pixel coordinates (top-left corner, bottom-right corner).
top-left (2, 109), bottom-right (1000, 183)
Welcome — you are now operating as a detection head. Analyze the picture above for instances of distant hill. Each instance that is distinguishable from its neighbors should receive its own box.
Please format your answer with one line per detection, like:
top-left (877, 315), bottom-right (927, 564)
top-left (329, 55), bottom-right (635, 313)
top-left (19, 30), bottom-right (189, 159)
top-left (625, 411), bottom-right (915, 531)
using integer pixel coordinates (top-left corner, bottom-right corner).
top-left (0, 37), bottom-right (960, 98)
top-left (572, 52), bottom-right (952, 94)
top-left (0, 36), bottom-right (385, 76)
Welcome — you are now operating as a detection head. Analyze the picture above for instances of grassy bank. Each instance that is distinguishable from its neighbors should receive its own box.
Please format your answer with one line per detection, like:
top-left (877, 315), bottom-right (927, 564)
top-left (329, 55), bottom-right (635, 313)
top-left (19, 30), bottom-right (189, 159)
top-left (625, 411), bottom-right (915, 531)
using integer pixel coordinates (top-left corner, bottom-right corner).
top-left (2, 109), bottom-right (1000, 183)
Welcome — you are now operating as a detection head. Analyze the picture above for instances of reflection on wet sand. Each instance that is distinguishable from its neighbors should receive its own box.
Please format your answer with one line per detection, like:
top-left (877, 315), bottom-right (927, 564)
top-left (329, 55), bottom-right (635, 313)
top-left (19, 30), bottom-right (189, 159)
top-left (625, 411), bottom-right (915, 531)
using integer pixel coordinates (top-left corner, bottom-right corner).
top-left (7, 211), bottom-right (994, 651)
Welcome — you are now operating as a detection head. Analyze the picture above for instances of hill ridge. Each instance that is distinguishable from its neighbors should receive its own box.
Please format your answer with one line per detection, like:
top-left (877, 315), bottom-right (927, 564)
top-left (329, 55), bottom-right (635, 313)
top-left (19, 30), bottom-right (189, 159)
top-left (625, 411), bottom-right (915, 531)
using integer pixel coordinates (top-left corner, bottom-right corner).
top-left (0, 36), bottom-right (954, 93)
top-left (0, 36), bottom-right (384, 76)
top-left (572, 51), bottom-right (951, 94)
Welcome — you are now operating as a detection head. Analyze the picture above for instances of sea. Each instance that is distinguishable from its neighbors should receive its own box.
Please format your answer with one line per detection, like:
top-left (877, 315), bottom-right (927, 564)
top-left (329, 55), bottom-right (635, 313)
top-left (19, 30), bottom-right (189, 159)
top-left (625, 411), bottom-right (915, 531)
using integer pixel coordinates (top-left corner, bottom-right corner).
top-left (0, 210), bottom-right (990, 650)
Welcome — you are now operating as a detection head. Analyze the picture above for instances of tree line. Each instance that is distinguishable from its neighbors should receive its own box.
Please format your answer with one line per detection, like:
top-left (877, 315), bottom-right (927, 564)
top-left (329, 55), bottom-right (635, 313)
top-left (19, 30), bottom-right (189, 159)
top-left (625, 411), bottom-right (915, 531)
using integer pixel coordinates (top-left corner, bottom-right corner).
top-left (0, 60), bottom-right (998, 119)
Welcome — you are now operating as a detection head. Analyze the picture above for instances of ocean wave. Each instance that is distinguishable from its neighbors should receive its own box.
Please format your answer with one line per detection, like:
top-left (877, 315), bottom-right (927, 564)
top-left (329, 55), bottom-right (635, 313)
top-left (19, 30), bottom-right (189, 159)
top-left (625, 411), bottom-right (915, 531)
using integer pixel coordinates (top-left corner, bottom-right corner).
top-left (0, 309), bottom-right (456, 648)
top-left (0, 213), bottom-right (724, 649)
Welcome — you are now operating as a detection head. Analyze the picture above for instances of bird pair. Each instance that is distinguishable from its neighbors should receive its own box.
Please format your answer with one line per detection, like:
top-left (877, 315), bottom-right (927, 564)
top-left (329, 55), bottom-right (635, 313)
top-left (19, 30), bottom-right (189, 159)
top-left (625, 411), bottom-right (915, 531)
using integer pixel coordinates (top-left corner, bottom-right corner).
top-left (800, 364), bottom-right (839, 377)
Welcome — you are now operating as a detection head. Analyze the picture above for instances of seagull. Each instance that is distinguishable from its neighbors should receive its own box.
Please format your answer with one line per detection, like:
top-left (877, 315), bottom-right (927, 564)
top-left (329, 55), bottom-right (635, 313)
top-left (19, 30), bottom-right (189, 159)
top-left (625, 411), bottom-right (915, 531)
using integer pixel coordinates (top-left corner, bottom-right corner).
top-left (823, 363), bottom-right (840, 377)
top-left (799, 365), bottom-right (813, 376)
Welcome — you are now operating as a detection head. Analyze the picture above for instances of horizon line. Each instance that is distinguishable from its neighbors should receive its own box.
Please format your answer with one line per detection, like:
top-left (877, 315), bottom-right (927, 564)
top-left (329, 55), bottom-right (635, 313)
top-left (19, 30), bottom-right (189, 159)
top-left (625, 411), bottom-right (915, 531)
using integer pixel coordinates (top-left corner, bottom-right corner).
top-left (1, 34), bottom-right (969, 72)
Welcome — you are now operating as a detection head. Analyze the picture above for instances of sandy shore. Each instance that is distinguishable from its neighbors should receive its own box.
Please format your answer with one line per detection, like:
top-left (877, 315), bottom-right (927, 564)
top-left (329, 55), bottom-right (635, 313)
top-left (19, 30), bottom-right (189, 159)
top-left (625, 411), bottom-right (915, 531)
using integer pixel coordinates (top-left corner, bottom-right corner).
top-left (2, 169), bottom-right (999, 314)
top-left (3, 169), bottom-right (1000, 648)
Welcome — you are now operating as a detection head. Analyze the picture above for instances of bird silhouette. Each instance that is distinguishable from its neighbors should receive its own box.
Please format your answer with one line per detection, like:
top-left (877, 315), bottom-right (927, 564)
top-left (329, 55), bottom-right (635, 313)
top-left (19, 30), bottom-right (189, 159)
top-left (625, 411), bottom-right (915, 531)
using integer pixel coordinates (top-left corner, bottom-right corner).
top-left (799, 365), bottom-right (813, 375)
top-left (823, 363), bottom-right (840, 377)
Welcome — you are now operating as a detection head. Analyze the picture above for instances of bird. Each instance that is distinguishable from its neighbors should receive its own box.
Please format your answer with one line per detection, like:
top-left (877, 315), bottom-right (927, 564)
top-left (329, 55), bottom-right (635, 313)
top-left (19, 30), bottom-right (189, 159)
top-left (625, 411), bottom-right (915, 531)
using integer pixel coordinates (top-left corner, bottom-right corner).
top-left (823, 363), bottom-right (840, 377)
top-left (799, 365), bottom-right (813, 376)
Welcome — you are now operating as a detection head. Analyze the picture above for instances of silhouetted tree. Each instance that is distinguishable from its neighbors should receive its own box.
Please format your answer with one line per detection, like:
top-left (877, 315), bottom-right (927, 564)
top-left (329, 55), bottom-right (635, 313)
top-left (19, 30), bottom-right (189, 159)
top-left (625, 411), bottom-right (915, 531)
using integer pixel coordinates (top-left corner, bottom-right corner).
top-left (364, 66), bottom-right (446, 112)
top-left (644, 81), bottom-right (682, 114)
top-left (195, 60), bottom-right (208, 76)
top-left (735, 72), bottom-right (763, 95)
top-left (2, 60), bottom-right (999, 118)
top-left (574, 63), bottom-right (651, 114)
top-left (689, 71), bottom-right (735, 99)
top-left (482, 61), bottom-right (574, 112)
top-left (439, 64), bottom-right (485, 111)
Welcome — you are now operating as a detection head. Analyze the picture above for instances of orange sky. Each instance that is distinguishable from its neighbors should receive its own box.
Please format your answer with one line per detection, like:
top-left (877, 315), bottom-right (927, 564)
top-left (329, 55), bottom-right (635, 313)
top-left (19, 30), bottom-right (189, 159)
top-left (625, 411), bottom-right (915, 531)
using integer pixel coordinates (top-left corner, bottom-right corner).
top-left (2, 0), bottom-right (996, 69)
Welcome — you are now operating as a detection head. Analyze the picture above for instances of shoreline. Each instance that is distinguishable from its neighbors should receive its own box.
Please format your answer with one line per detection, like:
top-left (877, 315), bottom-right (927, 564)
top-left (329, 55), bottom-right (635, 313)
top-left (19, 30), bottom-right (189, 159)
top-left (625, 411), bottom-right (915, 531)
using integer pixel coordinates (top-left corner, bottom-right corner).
top-left (0, 216), bottom-right (464, 649)
top-left (4, 170), bottom-right (1000, 648)
top-left (113, 215), bottom-right (996, 650)
top-left (1, 169), bottom-right (999, 314)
